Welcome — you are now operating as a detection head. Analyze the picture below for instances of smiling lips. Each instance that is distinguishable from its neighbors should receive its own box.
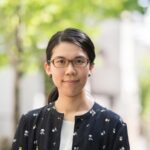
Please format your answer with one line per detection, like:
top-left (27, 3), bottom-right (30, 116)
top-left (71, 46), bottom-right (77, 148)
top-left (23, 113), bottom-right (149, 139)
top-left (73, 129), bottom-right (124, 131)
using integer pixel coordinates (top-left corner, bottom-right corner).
top-left (63, 80), bottom-right (79, 83)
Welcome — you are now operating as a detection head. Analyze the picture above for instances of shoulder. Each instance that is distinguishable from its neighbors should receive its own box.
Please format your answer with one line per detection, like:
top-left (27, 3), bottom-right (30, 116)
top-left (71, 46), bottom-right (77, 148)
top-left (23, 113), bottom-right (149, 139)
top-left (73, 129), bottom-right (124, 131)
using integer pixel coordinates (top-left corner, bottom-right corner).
top-left (93, 102), bottom-right (126, 127)
top-left (18, 103), bottom-right (54, 128)
top-left (93, 103), bottom-right (130, 149)
top-left (23, 102), bottom-right (55, 117)
top-left (22, 106), bottom-right (45, 120)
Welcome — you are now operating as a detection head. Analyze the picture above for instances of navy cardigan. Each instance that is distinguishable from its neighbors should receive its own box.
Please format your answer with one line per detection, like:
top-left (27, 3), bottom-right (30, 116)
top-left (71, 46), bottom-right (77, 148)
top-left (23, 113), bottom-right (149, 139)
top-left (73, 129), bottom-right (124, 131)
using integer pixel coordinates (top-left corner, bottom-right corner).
top-left (11, 102), bottom-right (130, 150)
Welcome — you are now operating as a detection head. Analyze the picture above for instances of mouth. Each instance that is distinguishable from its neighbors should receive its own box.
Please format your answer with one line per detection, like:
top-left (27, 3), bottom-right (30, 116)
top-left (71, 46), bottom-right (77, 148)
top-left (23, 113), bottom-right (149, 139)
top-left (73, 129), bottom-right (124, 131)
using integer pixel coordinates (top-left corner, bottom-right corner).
top-left (63, 80), bottom-right (79, 83)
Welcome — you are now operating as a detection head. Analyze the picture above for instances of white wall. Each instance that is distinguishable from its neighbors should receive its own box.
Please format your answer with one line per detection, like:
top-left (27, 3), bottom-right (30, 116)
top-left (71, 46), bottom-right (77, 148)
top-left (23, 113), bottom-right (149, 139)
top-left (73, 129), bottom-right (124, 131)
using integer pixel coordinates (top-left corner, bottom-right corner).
top-left (0, 67), bottom-right (15, 138)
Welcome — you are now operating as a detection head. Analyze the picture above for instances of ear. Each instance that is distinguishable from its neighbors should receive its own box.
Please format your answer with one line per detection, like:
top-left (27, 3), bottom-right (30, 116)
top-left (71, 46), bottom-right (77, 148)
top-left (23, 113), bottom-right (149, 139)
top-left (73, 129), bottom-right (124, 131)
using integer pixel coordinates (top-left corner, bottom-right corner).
top-left (88, 64), bottom-right (94, 76)
top-left (44, 62), bottom-right (51, 76)
top-left (89, 64), bottom-right (94, 72)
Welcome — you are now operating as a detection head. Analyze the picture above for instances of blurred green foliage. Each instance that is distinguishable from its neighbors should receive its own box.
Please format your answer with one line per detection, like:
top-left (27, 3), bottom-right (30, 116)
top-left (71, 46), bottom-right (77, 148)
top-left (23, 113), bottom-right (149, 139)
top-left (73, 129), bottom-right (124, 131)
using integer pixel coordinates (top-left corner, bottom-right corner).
top-left (0, 53), bottom-right (9, 66)
top-left (139, 54), bottom-right (150, 116)
top-left (0, 0), bottom-right (143, 69)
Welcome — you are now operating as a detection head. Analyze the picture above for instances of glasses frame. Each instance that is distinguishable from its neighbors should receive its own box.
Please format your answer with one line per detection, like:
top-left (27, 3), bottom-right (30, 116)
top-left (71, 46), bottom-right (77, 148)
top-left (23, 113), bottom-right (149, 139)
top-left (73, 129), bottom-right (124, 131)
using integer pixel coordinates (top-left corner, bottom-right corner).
top-left (49, 57), bottom-right (90, 68)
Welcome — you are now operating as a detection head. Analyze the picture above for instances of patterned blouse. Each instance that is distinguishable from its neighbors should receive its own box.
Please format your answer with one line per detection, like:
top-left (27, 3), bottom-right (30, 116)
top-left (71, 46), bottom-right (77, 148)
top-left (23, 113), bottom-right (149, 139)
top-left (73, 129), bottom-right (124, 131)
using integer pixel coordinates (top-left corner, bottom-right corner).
top-left (11, 102), bottom-right (130, 150)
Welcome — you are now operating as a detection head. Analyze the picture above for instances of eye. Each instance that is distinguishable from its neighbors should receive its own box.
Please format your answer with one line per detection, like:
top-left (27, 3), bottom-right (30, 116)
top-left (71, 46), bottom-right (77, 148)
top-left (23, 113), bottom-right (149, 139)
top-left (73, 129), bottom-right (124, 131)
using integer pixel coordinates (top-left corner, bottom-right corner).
top-left (74, 58), bottom-right (85, 65)
top-left (55, 58), bottom-right (66, 64)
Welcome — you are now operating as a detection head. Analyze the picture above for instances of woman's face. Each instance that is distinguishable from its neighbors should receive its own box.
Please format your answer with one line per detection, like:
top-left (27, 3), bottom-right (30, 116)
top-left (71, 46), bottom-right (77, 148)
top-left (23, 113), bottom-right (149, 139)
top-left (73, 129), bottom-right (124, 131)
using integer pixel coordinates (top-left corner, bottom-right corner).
top-left (45, 42), bottom-right (94, 98)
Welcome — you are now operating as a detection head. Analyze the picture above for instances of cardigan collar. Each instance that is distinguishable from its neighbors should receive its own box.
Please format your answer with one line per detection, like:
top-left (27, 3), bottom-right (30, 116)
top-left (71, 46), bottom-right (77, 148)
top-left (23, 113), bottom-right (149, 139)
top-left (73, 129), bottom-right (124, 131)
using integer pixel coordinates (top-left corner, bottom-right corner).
top-left (47, 101), bottom-right (103, 120)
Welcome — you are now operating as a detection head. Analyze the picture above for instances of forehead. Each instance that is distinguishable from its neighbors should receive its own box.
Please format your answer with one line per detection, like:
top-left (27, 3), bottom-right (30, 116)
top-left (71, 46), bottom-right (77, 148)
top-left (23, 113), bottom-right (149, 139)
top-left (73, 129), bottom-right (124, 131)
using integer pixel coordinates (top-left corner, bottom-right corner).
top-left (51, 42), bottom-right (88, 59)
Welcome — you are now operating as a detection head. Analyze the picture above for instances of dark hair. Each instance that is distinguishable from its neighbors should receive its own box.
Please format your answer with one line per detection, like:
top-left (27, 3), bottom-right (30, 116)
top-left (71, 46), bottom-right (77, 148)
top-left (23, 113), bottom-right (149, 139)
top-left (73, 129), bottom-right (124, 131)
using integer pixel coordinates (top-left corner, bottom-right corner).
top-left (46, 28), bottom-right (95, 103)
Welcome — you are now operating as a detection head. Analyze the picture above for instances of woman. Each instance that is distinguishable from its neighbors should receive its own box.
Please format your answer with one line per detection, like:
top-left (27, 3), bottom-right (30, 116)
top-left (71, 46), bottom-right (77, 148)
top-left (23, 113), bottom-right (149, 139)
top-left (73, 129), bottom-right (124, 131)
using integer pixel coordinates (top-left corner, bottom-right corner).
top-left (11, 28), bottom-right (130, 150)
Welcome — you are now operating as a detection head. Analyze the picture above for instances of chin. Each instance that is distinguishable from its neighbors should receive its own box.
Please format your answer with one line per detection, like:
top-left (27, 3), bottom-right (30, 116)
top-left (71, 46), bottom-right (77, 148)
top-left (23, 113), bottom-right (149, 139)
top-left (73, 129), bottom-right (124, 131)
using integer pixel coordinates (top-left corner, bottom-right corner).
top-left (64, 90), bottom-right (83, 98)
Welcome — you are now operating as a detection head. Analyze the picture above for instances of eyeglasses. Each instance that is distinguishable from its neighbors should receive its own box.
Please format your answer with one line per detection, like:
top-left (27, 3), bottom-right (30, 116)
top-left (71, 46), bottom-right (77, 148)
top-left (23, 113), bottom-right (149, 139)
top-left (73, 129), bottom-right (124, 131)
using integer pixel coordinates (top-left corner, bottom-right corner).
top-left (49, 57), bottom-right (89, 68)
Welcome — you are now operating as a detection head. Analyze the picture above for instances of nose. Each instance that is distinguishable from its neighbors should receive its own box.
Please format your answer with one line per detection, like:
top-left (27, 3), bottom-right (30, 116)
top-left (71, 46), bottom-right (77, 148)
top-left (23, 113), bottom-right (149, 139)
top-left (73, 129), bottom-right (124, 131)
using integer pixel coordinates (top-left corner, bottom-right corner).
top-left (65, 62), bottom-right (77, 75)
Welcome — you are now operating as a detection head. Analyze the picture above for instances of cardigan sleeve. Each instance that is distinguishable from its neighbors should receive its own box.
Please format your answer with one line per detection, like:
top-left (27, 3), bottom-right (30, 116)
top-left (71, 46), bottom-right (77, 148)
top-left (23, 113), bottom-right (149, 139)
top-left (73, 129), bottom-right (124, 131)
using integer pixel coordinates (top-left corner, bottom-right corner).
top-left (112, 123), bottom-right (130, 150)
top-left (11, 114), bottom-right (29, 150)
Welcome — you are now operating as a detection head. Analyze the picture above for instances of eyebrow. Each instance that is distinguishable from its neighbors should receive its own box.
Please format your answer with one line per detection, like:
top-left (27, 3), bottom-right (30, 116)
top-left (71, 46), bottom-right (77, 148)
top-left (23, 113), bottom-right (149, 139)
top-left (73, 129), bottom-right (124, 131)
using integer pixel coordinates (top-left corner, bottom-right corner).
top-left (52, 56), bottom-right (87, 60)
top-left (52, 56), bottom-right (65, 59)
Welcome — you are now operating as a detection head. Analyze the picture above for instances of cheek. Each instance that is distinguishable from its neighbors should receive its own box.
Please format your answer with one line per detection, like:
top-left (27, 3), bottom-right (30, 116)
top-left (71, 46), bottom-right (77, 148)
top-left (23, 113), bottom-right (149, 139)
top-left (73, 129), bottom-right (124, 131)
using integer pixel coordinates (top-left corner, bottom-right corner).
top-left (51, 67), bottom-right (64, 76)
top-left (51, 69), bottom-right (64, 85)
top-left (79, 69), bottom-right (89, 81)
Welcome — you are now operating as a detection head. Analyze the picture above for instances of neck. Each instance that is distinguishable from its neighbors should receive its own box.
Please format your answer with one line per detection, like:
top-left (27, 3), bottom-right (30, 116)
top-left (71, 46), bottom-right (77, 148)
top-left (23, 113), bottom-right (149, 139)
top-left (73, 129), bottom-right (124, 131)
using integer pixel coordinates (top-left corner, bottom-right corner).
top-left (55, 92), bottom-right (94, 121)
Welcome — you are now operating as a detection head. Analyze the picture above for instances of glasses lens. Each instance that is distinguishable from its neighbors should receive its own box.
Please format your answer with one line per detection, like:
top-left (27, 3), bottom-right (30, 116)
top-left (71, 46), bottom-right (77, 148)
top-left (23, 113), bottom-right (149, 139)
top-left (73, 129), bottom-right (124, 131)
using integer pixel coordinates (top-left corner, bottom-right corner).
top-left (74, 57), bottom-right (88, 67)
top-left (53, 58), bottom-right (67, 68)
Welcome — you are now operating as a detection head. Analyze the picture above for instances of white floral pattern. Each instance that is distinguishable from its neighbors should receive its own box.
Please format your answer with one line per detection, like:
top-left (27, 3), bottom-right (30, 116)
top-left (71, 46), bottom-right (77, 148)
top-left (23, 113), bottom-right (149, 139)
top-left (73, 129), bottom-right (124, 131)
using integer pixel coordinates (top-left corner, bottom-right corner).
top-left (11, 102), bottom-right (130, 150)
top-left (40, 129), bottom-right (45, 135)
top-left (24, 130), bottom-right (29, 136)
